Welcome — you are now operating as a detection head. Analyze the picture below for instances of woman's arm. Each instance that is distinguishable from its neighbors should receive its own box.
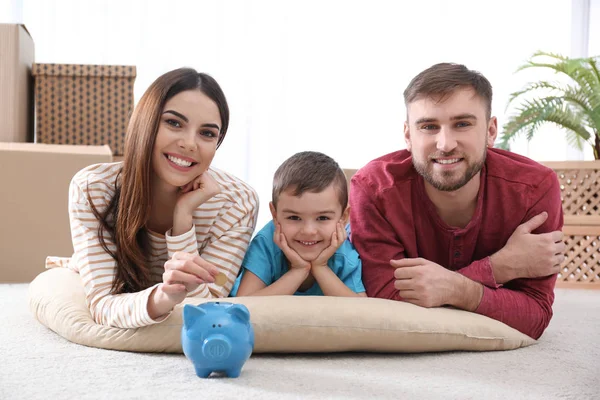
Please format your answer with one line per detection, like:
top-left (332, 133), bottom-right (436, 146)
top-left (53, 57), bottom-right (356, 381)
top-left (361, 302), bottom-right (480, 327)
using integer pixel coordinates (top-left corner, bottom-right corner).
top-left (68, 165), bottom-right (164, 328)
top-left (166, 169), bottom-right (260, 299)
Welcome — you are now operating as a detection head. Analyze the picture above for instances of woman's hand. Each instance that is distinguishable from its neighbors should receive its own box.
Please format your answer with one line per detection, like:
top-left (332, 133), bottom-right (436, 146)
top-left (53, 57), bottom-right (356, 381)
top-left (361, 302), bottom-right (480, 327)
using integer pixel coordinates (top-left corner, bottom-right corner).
top-left (172, 172), bottom-right (221, 235)
top-left (163, 251), bottom-right (219, 293)
top-left (148, 252), bottom-right (220, 320)
top-left (154, 282), bottom-right (187, 308)
top-left (175, 172), bottom-right (222, 216)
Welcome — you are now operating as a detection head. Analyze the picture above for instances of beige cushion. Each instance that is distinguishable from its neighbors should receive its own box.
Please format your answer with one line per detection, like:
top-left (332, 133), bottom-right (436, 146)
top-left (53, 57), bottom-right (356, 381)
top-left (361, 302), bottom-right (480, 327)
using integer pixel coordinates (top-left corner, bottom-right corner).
top-left (28, 268), bottom-right (536, 353)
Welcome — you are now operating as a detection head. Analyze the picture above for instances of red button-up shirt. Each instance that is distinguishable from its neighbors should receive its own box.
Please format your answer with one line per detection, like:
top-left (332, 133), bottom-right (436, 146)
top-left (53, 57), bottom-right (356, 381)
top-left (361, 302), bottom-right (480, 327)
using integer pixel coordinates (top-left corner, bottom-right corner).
top-left (349, 148), bottom-right (563, 339)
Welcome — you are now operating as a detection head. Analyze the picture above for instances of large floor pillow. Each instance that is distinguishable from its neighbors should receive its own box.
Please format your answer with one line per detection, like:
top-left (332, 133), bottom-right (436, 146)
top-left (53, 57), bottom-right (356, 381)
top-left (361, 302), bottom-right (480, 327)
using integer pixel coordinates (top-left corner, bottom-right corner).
top-left (28, 268), bottom-right (536, 353)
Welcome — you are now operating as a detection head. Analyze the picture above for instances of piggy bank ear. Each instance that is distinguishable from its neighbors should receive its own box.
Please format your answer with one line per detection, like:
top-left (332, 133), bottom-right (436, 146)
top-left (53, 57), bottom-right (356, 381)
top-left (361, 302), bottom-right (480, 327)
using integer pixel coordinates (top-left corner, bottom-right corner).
top-left (182, 304), bottom-right (207, 329)
top-left (227, 304), bottom-right (251, 323)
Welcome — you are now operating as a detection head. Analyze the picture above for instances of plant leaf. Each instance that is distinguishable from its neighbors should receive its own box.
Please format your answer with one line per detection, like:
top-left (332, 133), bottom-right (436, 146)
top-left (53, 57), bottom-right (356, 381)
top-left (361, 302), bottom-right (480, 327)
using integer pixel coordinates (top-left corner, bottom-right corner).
top-left (503, 51), bottom-right (600, 157)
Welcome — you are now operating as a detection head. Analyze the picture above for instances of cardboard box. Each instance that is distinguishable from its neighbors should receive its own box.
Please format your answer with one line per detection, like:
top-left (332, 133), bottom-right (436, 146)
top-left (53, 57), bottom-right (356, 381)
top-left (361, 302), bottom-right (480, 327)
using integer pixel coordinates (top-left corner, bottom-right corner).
top-left (0, 142), bottom-right (113, 282)
top-left (32, 63), bottom-right (136, 155)
top-left (0, 24), bottom-right (34, 142)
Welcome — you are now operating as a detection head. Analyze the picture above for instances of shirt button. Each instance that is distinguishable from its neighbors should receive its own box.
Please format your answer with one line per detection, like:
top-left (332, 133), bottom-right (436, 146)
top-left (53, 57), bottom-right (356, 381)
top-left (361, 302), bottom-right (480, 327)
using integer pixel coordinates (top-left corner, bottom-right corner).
top-left (454, 251), bottom-right (461, 258)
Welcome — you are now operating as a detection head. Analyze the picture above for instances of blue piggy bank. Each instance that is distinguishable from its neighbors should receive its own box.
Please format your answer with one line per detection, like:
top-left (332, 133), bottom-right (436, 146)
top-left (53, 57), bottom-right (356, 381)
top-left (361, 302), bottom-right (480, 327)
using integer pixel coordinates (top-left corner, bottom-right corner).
top-left (181, 301), bottom-right (254, 378)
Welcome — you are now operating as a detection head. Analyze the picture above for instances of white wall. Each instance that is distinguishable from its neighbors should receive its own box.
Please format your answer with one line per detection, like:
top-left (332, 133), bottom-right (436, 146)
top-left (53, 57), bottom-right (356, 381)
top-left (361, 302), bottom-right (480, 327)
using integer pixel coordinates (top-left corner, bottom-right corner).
top-left (12, 0), bottom-right (594, 228)
top-left (0, 0), bottom-right (22, 23)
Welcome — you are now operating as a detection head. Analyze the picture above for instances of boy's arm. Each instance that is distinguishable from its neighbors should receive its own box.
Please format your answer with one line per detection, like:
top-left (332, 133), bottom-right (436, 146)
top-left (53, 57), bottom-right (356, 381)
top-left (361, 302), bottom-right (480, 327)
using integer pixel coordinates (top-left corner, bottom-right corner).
top-left (234, 223), bottom-right (311, 296)
top-left (310, 223), bottom-right (366, 297)
top-left (311, 265), bottom-right (367, 297)
top-left (236, 268), bottom-right (310, 296)
top-left (311, 232), bottom-right (367, 297)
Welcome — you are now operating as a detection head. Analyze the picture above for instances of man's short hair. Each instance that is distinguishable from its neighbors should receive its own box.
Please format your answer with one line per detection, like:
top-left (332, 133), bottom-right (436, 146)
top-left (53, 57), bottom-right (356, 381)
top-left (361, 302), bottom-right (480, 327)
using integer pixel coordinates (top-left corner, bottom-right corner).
top-left (272, 151), bottom-right (348, 210)
top-left (403, 63), bottom-right (493, 119)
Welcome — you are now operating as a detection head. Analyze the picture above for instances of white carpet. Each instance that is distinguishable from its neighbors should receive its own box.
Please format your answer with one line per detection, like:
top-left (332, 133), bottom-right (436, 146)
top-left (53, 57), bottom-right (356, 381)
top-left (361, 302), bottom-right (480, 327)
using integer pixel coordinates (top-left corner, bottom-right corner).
top-left (1, 284), bottom-right (598, 400)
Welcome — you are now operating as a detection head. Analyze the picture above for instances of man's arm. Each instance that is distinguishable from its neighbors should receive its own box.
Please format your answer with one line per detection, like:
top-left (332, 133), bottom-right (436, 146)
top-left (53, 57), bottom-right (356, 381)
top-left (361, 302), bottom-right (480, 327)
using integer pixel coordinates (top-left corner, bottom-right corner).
top-left (349, 177), bottom-right (406, 301)
top-left (351, 171), bottom-right (564, 339)
top-left (456, 211), bottom-right (564, 288)
top-left (456, 171), bottom-right (565, 288)
top-left (474, 275), bottom-right (557, 339)
top-left (471, 172), bottom-right (563, 339)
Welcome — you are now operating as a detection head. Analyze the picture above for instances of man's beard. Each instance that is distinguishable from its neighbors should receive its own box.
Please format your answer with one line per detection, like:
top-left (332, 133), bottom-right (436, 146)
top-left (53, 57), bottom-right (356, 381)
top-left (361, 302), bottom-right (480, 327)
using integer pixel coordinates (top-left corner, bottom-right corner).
top-left (412, 150), bottom-right (486, 192)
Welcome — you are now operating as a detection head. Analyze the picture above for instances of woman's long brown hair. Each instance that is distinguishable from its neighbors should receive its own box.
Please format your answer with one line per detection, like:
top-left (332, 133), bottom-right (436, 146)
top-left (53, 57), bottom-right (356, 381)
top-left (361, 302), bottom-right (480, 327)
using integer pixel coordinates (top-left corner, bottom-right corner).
top-left (89, 68), bottom-right (230, 294)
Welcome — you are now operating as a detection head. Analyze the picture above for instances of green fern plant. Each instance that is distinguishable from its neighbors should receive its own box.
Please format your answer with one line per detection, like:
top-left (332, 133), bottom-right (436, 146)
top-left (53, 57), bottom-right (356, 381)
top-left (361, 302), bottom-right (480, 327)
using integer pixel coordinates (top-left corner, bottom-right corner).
top-left (498, 51), bottom-right (600, 159)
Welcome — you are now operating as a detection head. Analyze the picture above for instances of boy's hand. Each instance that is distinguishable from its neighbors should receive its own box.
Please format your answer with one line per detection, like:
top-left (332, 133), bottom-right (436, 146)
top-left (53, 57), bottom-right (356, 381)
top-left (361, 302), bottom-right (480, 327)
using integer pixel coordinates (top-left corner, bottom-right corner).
top-left (311, 222), bottom-right (346, 270)
top-left (273, 222), bottom-right (311, 270)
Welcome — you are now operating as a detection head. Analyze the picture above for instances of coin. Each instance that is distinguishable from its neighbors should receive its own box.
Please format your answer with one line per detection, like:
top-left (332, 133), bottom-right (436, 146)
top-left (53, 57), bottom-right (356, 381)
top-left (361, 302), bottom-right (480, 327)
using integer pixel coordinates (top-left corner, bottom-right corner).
top-left (214, 272), bottom-right (227, 286)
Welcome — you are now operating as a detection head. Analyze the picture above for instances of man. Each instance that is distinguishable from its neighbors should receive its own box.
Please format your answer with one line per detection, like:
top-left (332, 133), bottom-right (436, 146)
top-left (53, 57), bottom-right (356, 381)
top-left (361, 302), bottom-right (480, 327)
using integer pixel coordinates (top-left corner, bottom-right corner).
top-left (349, 63), bottom-right (565, 339)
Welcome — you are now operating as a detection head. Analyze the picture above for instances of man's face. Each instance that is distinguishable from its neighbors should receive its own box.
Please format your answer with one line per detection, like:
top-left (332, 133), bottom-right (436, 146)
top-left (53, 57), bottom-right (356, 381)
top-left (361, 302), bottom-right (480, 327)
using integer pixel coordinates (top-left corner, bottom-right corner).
top-left (404, 87), bottom-right (497, 192)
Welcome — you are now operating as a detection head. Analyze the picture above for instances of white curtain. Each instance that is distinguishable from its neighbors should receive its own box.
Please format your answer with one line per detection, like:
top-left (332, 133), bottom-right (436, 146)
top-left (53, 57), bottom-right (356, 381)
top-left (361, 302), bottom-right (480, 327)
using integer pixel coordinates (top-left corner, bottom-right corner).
top-left (19, 0), bottom-right (584, 228)
top-left (590, 0), bottom-right (600, 55)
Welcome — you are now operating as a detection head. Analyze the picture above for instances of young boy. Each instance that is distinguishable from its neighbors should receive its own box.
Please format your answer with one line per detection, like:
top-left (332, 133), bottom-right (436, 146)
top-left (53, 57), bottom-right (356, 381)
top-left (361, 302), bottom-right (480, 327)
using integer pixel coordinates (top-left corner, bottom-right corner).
top-left (231, 151), bottom-right (366, 297)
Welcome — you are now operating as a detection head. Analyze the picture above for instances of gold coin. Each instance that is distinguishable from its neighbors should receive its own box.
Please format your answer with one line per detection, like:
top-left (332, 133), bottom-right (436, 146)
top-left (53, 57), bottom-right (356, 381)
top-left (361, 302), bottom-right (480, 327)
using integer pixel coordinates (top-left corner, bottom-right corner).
top-left (214, 272), bottom-right (227, 286)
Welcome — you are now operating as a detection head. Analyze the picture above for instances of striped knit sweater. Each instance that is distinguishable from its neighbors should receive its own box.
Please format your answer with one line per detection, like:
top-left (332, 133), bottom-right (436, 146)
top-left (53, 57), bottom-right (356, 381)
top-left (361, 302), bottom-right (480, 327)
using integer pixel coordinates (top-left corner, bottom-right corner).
top-left (46, 162), bottom-right (258, 328)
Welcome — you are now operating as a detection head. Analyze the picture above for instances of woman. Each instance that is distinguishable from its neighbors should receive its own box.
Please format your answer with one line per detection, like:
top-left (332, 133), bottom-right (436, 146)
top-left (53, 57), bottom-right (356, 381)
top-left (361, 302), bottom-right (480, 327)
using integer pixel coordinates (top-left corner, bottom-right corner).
top-left (46, 68), bottom-right (258, 328)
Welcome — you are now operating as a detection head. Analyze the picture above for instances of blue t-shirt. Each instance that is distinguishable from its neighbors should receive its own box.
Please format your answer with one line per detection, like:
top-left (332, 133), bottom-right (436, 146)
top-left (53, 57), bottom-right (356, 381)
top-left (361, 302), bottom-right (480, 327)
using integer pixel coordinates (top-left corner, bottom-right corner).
top-left (230, 220), bottom-right (365, 296)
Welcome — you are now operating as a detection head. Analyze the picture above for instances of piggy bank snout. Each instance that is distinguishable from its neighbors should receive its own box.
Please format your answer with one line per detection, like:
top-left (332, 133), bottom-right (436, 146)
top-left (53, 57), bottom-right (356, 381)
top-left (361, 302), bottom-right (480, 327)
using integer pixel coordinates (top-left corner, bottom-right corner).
top-left (202, 334), bottom-right (232, 361)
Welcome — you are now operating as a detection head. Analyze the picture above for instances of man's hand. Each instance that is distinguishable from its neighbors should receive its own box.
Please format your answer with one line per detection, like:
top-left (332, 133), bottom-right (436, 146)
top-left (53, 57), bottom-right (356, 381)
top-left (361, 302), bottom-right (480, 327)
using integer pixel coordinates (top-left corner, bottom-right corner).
top-left (392, 258), bottom-right (460, 307)
top-left (490, 211), bottom-right (565, 283)
top-left (311, 222), bottom-right (346, 271)
top-left (391, 257), bottom-right (482, 310)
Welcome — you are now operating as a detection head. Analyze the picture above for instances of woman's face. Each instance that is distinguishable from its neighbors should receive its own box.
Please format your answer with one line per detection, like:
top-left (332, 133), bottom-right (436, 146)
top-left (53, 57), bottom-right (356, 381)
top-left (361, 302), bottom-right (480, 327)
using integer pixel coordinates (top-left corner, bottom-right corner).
top-left (151, 89), bottom-right (222, 191)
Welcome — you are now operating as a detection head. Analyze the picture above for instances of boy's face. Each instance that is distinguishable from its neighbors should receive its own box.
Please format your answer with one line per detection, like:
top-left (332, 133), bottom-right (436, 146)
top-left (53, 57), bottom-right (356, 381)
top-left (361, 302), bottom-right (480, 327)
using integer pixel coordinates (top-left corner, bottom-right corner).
top-left (270, 184), bottom-right (349, 262)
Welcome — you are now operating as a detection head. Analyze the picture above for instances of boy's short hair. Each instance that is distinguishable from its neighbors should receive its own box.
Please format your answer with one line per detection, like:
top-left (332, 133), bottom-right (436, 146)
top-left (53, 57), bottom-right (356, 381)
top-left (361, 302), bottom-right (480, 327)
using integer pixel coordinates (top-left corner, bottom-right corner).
top-left (272, 151), bottom-right (348, 210)
top-left (403, 62), bottom-right (493, 120)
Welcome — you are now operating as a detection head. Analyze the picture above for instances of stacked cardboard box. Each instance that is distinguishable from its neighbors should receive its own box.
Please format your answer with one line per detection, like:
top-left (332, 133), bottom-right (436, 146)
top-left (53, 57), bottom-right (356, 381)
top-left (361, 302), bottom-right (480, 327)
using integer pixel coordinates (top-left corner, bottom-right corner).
top-left (33, 63), bottom-right (136, 155)
top-left (0, 143), bottom-right (113, 282)
top-left (0, 25), bottom-right (138, 281)
top-left (0, 23), bottom-right (34, 142)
